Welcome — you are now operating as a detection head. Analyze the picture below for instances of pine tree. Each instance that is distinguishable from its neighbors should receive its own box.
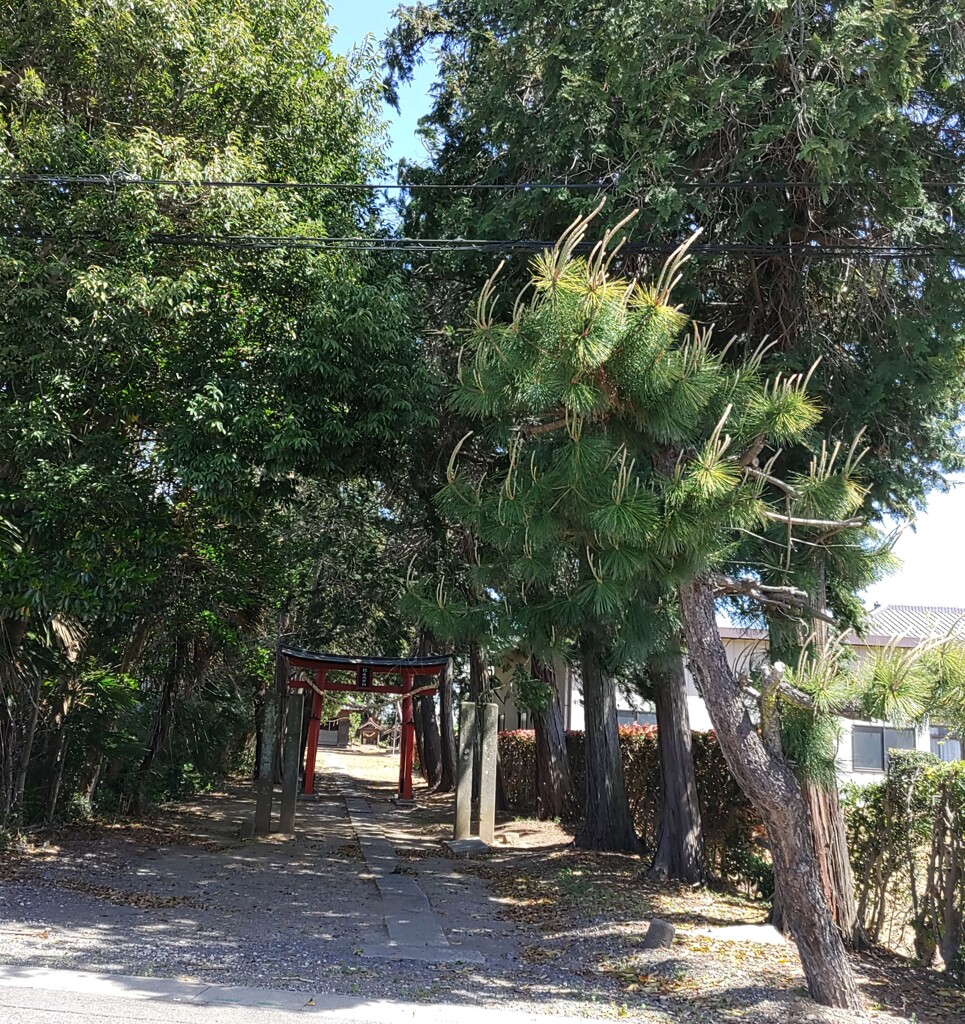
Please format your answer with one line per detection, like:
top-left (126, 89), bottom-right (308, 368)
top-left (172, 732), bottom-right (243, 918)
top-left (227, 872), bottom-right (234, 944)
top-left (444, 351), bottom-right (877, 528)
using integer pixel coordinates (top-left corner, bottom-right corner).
top-left (387, 0), bottom-right (965, 893)
top-left (438, 208), bottom-right (865, 1008)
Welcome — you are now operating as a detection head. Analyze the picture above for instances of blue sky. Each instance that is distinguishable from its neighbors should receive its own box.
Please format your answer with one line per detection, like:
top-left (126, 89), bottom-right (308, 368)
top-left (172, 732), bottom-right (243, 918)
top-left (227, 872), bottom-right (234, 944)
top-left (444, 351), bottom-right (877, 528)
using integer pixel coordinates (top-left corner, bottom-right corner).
top-left (327, 1), bottom-right (436, 168)
top-left (327, 1), bottom-right (965, 612)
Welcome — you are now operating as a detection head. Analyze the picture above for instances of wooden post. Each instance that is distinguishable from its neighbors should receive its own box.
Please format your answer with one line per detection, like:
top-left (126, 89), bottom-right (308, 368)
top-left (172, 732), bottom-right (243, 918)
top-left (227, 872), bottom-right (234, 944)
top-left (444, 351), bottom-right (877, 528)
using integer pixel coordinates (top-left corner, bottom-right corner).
top-left (478, 703), bottom-right (498, 844)
top-left (303, 679), bottom-right (323, 796)
top-left (279, 689), bottom-right (304, 834)
top-left (399, 670), bottom-right (416, 801)
top-left (454, 701), bottom-right (476, 840)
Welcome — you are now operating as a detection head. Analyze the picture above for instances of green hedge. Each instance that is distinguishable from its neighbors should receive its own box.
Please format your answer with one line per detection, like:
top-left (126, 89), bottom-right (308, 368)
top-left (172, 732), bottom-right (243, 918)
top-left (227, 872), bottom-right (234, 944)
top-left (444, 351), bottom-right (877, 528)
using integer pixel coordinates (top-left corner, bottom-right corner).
top-left (844, 751), bottom-right (964, 975)
top-left (499, 724), bottom-right (763, 883)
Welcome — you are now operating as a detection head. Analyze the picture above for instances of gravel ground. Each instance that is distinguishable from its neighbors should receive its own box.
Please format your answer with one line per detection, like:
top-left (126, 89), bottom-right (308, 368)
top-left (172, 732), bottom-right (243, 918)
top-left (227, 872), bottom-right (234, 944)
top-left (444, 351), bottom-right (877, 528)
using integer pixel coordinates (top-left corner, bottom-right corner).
top-left (0, 748), bottom-right (957, 1024)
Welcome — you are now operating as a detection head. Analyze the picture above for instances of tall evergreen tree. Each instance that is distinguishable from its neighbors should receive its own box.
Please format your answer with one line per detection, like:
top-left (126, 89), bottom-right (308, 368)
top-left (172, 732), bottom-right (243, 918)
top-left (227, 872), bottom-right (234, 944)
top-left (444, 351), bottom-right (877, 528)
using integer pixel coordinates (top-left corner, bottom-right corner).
top-left (387, 0), bottom-right (965, 893)
top-left (437, 210), bottom-right (868, 1006)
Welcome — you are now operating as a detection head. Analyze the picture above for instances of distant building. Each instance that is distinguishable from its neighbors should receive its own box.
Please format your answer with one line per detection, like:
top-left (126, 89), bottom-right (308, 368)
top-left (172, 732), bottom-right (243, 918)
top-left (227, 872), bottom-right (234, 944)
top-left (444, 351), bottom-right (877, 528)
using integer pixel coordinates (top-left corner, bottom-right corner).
top-left (358, 717), bottom-right (383, 746)
top-left (496, 604), bottom-right (964, 781)
top-left (316, 703), bottom-right (367, 748)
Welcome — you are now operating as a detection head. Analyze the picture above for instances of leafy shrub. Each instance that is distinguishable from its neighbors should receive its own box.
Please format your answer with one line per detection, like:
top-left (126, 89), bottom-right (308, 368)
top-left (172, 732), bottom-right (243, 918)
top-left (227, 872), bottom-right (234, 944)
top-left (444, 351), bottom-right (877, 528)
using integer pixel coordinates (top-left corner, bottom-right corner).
top-left (844, 751), bottom-right (964, 975)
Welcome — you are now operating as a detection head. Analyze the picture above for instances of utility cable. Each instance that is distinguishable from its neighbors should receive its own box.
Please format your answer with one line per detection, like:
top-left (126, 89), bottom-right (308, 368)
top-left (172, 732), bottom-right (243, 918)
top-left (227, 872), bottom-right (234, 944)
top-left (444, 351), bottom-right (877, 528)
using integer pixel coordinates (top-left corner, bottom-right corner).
top-left (1, 173), bottom-right (964, 192)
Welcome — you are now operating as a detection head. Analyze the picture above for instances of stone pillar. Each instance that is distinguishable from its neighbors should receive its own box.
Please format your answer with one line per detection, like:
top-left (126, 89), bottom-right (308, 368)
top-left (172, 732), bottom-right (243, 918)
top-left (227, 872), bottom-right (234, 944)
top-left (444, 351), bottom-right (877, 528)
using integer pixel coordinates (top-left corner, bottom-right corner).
top-left (279, 690), bottom-right (305, 835)
top-left (454, 701), bottom-right (476, 840)
top-left (478, 703), bottom-right (498, 845)
top-left (254, 694), bottom-right (279, 836)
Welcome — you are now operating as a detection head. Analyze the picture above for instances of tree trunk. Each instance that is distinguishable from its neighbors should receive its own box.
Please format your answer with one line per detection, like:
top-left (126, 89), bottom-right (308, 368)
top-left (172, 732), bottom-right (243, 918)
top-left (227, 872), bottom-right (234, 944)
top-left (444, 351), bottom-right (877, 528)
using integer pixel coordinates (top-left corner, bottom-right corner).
top-left (412, 689), bottom-right (426, 774)
top-left (768, 560), bottom-right (868, 951)
top-left (678, 575), bottom-right (860, 1010)
top-left (805, 558), bottom-right (868, 950)
top-left (85, 757), bottom-right (104, 808)
top-left (649, 656), bottom-right (705, 883)
top-left (574, 633), bottom-right (641, 852)
top-left (437, 659), bottom-right (457, 792)
top-left (468, 639), bottom-right (487, 800)
top-left (418, 695), bottom-right (443, 789)
top-left (0, 617), bottom-right (29, 827)
top-left (414, 629), bottom-right (443, 788)
top-left (13, 674), bottom-right (43, 809)
top-left (531, 656), bottom-right (575, 820)
top-left (46, 723), bottom-right (69, 824)
top-left (804, 780), bottom-right (869, 950)
top-left (136, 634), bottom-right (187, 810)
top-left (119, 619), bottom-right (150, 674)
top-left (0, 699), bottom-right (17, 829)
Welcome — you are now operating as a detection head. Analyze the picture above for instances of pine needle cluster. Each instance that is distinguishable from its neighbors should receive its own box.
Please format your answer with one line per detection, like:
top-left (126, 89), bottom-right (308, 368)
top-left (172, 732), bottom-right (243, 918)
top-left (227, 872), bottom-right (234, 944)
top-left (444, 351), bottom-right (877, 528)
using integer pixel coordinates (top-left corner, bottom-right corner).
top-left (430, 207), bottom-right (870, 665)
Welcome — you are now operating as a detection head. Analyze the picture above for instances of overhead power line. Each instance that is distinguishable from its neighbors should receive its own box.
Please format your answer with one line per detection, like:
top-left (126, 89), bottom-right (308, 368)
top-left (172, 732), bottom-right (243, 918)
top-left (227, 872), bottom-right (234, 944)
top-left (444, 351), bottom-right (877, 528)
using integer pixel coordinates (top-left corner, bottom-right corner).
top-left (2, 172), bottom-right (964, 192)
top-left (3, 229), bottom-right (960, 260)
top-left (138, 233), bottom-right (965, 260)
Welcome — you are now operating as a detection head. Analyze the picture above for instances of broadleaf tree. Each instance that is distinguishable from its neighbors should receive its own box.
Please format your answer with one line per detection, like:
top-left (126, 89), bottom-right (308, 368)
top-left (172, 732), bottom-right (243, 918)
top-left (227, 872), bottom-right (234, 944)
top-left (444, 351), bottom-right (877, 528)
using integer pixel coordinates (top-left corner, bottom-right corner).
top-left (0, 0), bottom-right (430, 823)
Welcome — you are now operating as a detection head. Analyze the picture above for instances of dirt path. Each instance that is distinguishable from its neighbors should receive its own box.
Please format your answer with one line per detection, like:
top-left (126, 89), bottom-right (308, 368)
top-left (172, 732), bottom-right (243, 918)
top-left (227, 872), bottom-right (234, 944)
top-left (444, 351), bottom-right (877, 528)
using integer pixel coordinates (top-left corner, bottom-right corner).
top-left (0, 748), bottom-right (956, 1024)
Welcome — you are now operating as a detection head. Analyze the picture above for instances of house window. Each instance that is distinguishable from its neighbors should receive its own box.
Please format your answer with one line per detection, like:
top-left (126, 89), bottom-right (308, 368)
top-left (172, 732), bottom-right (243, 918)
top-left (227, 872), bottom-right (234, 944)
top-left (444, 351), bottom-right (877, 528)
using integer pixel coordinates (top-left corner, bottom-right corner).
top-left (852, 726), bottom-right (884, 772)
top-left (617, 709), bottom-right (657, 727)
top-left (885, 727), bottom-right (916, 755)
top-left (518, 710), bottom-right (529, 728)
top-left (930, 726), bottom-right (963, 763)
top-left (498, 712), bottom-right (506, 732)
top-left (852, 725), bottom-right (916, 772)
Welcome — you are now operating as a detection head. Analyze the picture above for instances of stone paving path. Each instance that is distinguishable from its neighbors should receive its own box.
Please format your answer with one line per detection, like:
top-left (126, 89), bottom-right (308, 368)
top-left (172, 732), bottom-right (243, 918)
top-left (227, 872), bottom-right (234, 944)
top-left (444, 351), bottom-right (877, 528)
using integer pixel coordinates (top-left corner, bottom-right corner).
top-left (341, 795), bottom-right (483, 963)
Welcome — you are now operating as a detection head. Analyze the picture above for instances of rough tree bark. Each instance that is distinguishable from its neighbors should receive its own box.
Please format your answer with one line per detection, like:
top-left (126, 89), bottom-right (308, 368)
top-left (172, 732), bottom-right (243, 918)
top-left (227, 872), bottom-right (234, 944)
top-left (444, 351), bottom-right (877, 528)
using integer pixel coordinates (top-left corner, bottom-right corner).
top-left (806, 559), bottom-right (868, 950)
top-left (418, 694), bottom-right (443, 789)
top-left (768, 566), bottom-right (868, 951)
top-left (415, 629), bottom-right (443, 788)
top-left (412, 691), bottom-right (427, 775)
top-left (575, 633), bottom-right (641, 852)
top-left (531, 656), bottom-right (575, 820)
top-left (0, 617), bottom-right (29, 826)
top-left (804, 779), bottom-right (868, 950)
top-left (649, 656), bottom-right (705, 883)
top-left (678, 575), bottom-right (860, 1009)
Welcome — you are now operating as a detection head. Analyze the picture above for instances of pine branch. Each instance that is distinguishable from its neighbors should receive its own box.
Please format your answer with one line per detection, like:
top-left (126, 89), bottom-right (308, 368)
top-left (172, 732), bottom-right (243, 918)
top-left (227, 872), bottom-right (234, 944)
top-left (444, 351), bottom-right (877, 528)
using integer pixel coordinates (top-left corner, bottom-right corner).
top-left (519, 417), bottom-right (570, 436)
top-left (742, 465), bottom-right (801, 499)
top-left (736, 435), bottom-right (765, 468)
top-left (711, 573), bottom-right (835, 623)
top-left (762, 510), bottom-right (863, 530)
top-left (744, 668), bottom-right (865, 721)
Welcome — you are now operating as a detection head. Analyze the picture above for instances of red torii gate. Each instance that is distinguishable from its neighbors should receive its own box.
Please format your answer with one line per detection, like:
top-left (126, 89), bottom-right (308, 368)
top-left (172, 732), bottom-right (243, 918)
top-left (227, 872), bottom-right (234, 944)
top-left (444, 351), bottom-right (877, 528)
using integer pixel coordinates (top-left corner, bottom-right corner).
top-left (280, 646), bottom-right (451, 801)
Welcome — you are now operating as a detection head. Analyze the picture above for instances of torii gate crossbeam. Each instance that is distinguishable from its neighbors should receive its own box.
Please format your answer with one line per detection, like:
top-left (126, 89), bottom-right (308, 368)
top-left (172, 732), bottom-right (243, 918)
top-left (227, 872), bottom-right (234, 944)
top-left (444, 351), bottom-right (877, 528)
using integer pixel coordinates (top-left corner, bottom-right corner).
top-left (279, 646), bottom-right (451, 804)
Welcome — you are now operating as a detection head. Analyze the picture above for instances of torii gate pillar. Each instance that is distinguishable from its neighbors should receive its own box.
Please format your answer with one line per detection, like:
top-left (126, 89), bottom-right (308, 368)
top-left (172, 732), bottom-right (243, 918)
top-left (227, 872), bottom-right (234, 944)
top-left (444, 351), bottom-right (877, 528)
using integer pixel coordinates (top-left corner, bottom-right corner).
top-left (397, 669), bottom-right (417, 804)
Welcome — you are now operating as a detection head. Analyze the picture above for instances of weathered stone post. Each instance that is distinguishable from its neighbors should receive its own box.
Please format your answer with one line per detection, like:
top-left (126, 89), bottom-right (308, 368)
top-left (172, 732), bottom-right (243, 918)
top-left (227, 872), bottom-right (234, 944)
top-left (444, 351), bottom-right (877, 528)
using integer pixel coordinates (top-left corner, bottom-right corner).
top-left (279, 690), bottom-right (304, 835)
top-left (254, 609), bottom-right (289, 837)
top-left (253, 695), bottom-right (279, 835)
top-left (454, 701), bottom-right (476, 840)
top-left (478, 703), bottom-right (498, 844)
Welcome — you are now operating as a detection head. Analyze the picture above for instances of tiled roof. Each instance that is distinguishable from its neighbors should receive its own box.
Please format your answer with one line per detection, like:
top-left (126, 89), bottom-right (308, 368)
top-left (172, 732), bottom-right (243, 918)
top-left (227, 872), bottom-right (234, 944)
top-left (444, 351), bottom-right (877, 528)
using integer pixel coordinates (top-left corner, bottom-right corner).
top-left (866, 604), bottom-right (965, 642)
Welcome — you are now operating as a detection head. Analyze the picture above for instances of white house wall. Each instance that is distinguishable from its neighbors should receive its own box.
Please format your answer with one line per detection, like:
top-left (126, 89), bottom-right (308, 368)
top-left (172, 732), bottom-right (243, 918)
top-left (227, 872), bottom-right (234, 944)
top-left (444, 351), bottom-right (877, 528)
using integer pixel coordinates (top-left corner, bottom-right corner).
top-left (493, 623), bottom-right (948, 784)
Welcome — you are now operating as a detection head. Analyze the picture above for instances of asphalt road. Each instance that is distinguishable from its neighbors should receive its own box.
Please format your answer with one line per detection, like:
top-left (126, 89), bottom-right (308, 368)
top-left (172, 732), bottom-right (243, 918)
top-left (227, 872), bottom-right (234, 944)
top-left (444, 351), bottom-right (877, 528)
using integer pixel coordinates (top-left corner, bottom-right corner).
top-left (0, 967), bottom-right (600, 1024)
